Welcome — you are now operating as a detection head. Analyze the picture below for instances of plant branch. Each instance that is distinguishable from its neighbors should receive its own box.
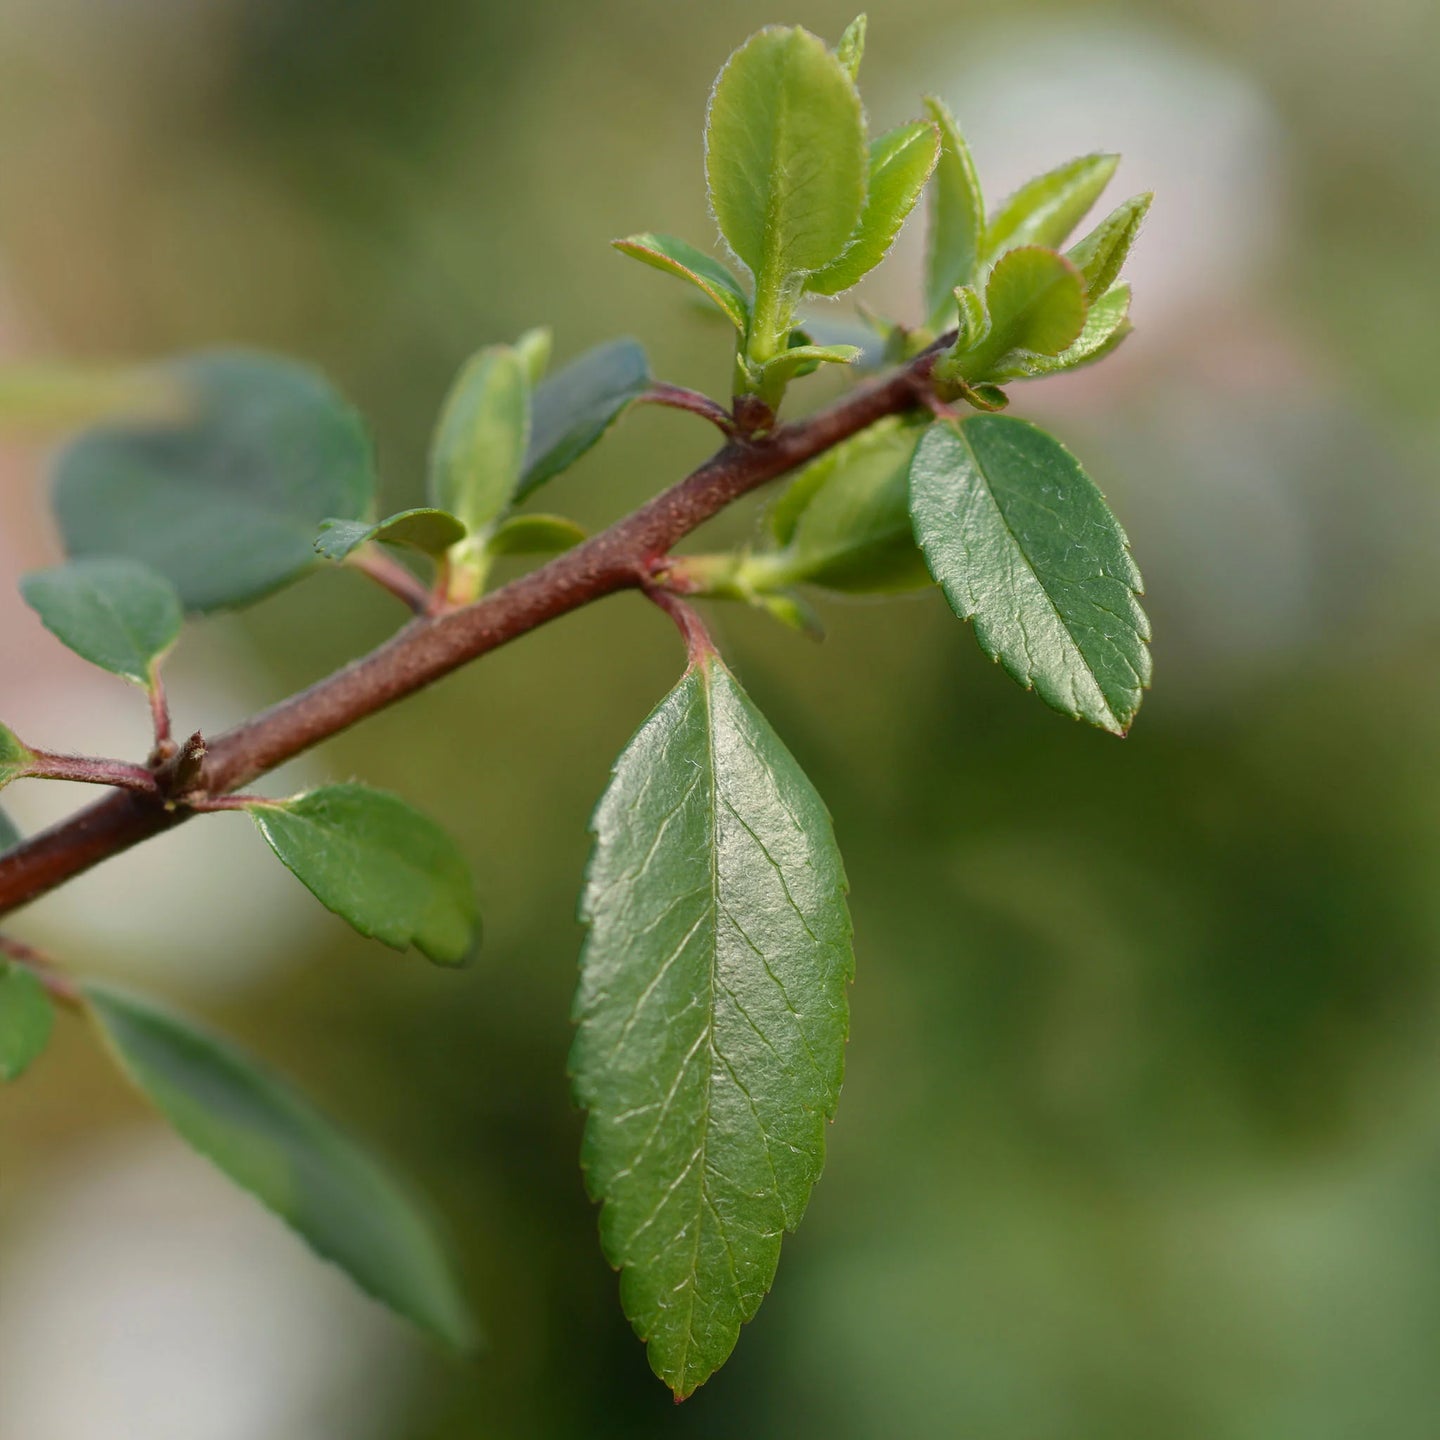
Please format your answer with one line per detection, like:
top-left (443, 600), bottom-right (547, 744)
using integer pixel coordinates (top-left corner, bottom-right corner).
top-left (638, 383), bottom-right (738, 436)
top-left (346, 546), bottom-right (435, 614)
top-left (0, 934), bottom-right (81, 1008)
top-left (0, 343), bottom-right (944, 918)
top-left (26, 752), bottom-right (161, 795)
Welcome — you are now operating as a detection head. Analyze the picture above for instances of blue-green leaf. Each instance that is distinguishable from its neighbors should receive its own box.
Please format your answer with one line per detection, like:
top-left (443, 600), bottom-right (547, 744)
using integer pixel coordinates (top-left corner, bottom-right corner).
top-left (315, 509), bottom-right (467, 563)
top-left (0, 961), bottom-right (54, 1082)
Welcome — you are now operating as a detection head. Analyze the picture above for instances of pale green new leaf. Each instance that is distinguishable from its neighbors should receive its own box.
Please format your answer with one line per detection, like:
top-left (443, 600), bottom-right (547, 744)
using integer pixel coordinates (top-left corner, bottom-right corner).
top-left (923, 97), bottom-right (985, 326)
top-left (85, 983), bottom-right (476, 1348)
top-left (520, 339), bottom-right (651, 498)
top-left (428, 345), bottom-right (529, 536)
top-left (0, 808), bottom-right (21, 853)
top-left (756, 343), bottom-right (860, 393)
top-left (21, 558), bottom-right (182, 687)
top-left (1067, 193), bottom-right (1151, 298)
top-left (975, 247), bottom-right (1089, 378)
top-left (983, 153), bottom-right (1119, 266)
top-left (706, 26), bottom-right (866, 329)
top-left (835, 14), bottom-right (866, 79)
top-left (909, 415), bottom-right (1150, 733)
top-left (52, 351), bottom-right (376, 612)
top-left (315, 509), bottom-right (467, 562)
top-left (612, 234), bottom-right (750, 333)
top-left (0, 961), bottom-right (54, 1081)
top-left (806, 123), bottom-right (940, 297)
top-left (1025, 284), bottom-right (1133, 377)
top-left (572, 655), bottom-right (853, 1398)
top-left (248, 784), bottom-right (479, 966)
top-left (514, 327), bottom-right (553, 386)
top-left (486, 514), bottom-right (587, 556)
top-left (0, 725), bottom-right (34, 792)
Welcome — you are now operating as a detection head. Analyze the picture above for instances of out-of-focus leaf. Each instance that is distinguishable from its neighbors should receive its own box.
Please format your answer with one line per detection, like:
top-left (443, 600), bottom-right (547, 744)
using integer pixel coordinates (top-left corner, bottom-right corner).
top-left (315, 509), bottom-right (467, 562)
top-left (85, 983), bottom-right (477, 1349)
top-left (572, 654), bottom-right (853, 1398)
top-left (514, 327), bottom-right (553, 386)
top-left (0, 808), bottom-right (21, 853)
top-left (247, 784), bottom-right (479, 966)
top-left (612, 235), bottom-right (749, 333)
top-left (486, 514), bottom-right (587, 557)
top-left (923, 97), bottom-right (985, 326)
top-left (834, 13), bottom-right (866, 79)
top-left (0, 961), bottom-right (54, 1082)
top-left (983, 153), bottom-right (1119, 265)
top-left (52, 351), bottom-right (376, 612)
top-left (909, 415), bottom-right (1150, 734)
top-left (20, 558), bottom-right (182, 687)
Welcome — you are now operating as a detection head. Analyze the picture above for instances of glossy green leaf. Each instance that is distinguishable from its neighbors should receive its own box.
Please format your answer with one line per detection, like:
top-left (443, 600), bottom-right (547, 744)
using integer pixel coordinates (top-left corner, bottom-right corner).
top-left (0, 961), bottom-right (54, 1082)
top-left (806, 122), bottom-right (941, 297)
top-left (20, 558), bottom-right (182, 687)
top-left (52, 351), bottom-right (375, 613)
top-left (1024, 284), bottom-right (1133, 377)
top-left (315, 508), bottom-right (467, 563)
top-left (983, 153), bottom-right (1119, 266)
top-left (923, 97), bottom-right (985, 326)
top-left (1067, 193), bottom-right (1151, 298)
top-left (0, 808), bottom-right (22, 853)
top-left (972, 247), bottom-right (1089, 379)
top-left (248, 785), bottom-right (479, 966)
top-left (706, 26), bottom-right (866, 355)
top-left (612, 234), bottom-right (749, 333)
top-left (428, 345), bottom-right (529, 536)
top-left (757, 419), bottom-right (930, 593)
top-left (909, 415), bottom-right (1150, 734)
top-left (85, 982), bottom-right (476, 1348)
top-left (572, 655), bottom-right (853, 1398)
top-left (0, 725), bottom-right (34, 792)
top-left (519, 339), bottom-right (651, 499)
top-left (485, 514), bottom-right (587, 557)
top-left (514, 327), bottom-right (553, 386)
top-left (834, 13), bottom-right (866, 79)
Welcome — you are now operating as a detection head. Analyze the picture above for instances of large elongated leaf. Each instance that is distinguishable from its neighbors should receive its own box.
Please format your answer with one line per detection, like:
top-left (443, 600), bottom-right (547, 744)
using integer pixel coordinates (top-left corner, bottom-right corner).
top-left (909, 415), bottom-right (1150, 734)
top-left (85, 983), bottom-right (476, 1348)
top-left (612, 234), bottom-right (750, 333)
top-left (982, 153), bottom-right (1119, 266)
top-left (0, 961), bottom-right (54, 1081)
top-left (572, 655), bottom-right (853, 1399)
top-left (21, 558), bottom-right (182, 687)
top-left (806, 122), bottom-right (940, 297)
top-left (705, 26), bottom-right (866, 336)
top-left (519, 339), bottom-right (651, 499)
top-left (53, 351), bottom-right (375, 612)
top-left (923, 97), bottom-right (985, 326)
top-left (247, 785), bottom-right (479, 966)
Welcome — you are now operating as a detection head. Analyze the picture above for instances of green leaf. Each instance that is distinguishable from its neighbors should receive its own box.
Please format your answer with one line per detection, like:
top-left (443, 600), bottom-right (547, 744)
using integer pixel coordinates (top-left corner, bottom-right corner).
top-left (519, 339), bottom-right (651, 499)
top-left (755, 343), bottom-right (860, 395)
top-left (84, 982), bottom-right (476, 1349)
top-left (1066, 192), bottom-right (1151, 298)
top-left (909, 415), bottom-right (1150, 734)
top-left (315, 508), bottom-right (467, 563)
top-left (0, 725), bottom-right (34, 792)
top-left (485, 514), bottom-right (587, 557)
top-left (1024, 284), bottom-right (1133, 377)
top-left (572, 655), bottom-right (853, 1399)
top-left (0, 808), bottom-right (22, 854)
top-left (806, 122), bottom-right (941, 297)
top-left (706, 26), bottom-right (866, 359)
top-left (756, 418), bottom-right (931, 593)
top-left (428, 345), bottom-right (529, 537)
top-left (834, 13), bottom-right (866, 79)
top-left (923, 98), bottom-right (985, 327)
top-left (612, 234), bottom-right (750, 333)
top-left (247, 785), bottom-right (479, 966)
top-left (52, 351), bottom-right (375, 613)
top-left (983, 153), bottom-right (1119, 266)
top-left (514, 326), bottom-right (553, 386)
top-left (20, 558), bottom-right (182, 688)
top-left (0, 961), bottom-right (54, 1082)
top-left (973, 247), bottom-right (1089, 378)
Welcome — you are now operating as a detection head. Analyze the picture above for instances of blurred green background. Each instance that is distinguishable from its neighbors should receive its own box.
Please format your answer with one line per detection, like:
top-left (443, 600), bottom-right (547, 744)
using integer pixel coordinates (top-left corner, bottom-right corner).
top-left (2, 0), bottom-right (1440, 1436)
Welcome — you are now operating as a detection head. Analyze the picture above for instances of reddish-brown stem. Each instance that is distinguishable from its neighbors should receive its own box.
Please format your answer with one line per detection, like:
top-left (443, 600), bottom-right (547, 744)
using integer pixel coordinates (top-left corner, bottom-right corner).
top-left (347, 547), bottom-right (434, 615)
top-left (0, 342), bottom-right (945, 918)
top-left (646, 588), bottom-right (716, 663)
top-left (638, 383), bottom-right (737, 437)
top-left (0, 934), bottom-right (82, 1008)
top-left (148, 673), bottom-right (173, 753)
top-left (27, 752), bottom-right (161, 795)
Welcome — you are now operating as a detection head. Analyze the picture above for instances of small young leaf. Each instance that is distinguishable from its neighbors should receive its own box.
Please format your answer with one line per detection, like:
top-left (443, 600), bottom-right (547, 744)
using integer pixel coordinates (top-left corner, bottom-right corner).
top-left (923, 98), bottom-right (985, 327)
top-left (85, 982), bottom-right (477, 1349)
top-left (756, 344), bottom-right (860, 395)
top-left (954, 284), bottom-right (989, 351)
top-left (572, 654), bottom-right (853, 1399)
top-left (53, 351), bottom-right (375, 613)
top-left (514, 327), bottom-right (553, 386)
top-left (315, 509), bottom-right (467, 563)
top-left (1067, 193), bottom-right (1151, 299)
top-left (428, 345), bottom-right (529, 537)
top-left (706, 26), bottom-right (866, 354)
top-left (909, 415), bottom-right (1150, 734)
top-left (834, 13), bottom-right (866, 79)
top-left (974, 246), bottom-right (1089, 377)
top-left (519, 339), bottom-right (651, 499)
top-left (1024, 284), bottom-right (1133, 377)
top-left (0, 808), bottom-right (22, 853)
top-left (0, 961), bottom-right (54, 1082)
top-left (485, 514), bottom-right (587, 557)
top-left (983, 153), bottom-right (1119, 265)
top-left (20, 558), bottom-right (182, 688)
top-left (247, 785), bottom-right (479, 966)
top-left (0, 725), bottom-right (35, 792)
top-left (612, 234), bottom-right (750, 333)
top-left (806, 122), bottom-right (941, 297)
